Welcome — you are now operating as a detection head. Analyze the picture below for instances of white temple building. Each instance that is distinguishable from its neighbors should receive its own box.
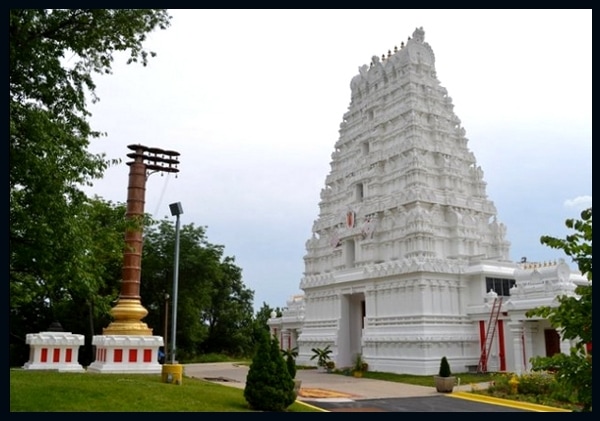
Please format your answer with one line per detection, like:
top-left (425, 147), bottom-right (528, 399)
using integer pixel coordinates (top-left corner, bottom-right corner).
top-left (268, 27), bottom-right (587, 376)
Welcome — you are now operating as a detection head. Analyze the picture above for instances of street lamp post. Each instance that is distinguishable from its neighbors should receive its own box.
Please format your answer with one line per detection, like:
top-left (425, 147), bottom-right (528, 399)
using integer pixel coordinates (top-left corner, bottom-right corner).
top-left (169, 202), bottom-right (183, 364)
top-left (163, 292), bottom-right (169, 362)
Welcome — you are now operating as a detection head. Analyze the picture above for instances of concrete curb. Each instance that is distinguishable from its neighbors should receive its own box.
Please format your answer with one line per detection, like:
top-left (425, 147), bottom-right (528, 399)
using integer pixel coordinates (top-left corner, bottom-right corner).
top-left (449, 392), bottom-right (572, 412)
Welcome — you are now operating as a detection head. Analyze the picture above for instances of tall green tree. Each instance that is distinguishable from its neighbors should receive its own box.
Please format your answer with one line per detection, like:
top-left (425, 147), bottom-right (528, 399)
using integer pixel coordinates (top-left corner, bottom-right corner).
top-left (10, 9), bottom-right (171, 362)
top-left (10, 9), bottom-right (171, 283)
top-left (10, 197), bottom-right (127, 366)
top-left (254, 302), bottom-right (282, 329)
top-left (526, 207), bottom-right (592, 412)
top-left (251, 302), bottom-right (281, 343)
top-left (140, 218), bottom-right (255, 360)
top-left (202, 254), bottom-right (255, 355)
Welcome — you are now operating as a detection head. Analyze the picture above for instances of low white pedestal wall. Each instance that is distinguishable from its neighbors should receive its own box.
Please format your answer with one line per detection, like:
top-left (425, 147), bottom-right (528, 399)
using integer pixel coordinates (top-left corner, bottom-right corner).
top-left (87, 335), bottom-right (163, 374)
top-left (23, 331), bottom-right (85, 372)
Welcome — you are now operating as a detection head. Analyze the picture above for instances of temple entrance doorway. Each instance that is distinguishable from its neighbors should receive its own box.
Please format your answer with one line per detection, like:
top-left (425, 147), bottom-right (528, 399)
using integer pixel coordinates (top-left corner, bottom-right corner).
top-left (339, 292), bottom-right (365, 368)
top-left (544, 329), bottom-right (561, 357)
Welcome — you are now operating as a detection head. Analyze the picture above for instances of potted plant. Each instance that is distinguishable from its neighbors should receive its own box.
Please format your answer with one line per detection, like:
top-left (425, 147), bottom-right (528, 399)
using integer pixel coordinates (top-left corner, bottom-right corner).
top-left (325, 360), bottom-right (336, 373)
top-left (352, 353), bottom-right (368, 378)
top-left (310, 345), bottom-right (333, 371)
top-left (434, 356), bottom-right (456, 393)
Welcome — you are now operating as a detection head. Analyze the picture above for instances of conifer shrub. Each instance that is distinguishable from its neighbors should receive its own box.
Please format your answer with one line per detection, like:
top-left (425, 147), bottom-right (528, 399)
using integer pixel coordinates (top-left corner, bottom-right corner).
top-left (438, 356), bottom-right (452, 377)
top-left (285, 352), bottom-right (297, 379)
top-left (281, 346), bottom-right (298, 379)
top-left (244, 330), bottom-right (296, 411)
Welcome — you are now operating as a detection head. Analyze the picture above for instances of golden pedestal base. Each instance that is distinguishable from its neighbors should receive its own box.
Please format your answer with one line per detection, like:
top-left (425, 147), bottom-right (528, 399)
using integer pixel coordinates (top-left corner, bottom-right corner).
top-left (103, 298), bottom-right (152, 336)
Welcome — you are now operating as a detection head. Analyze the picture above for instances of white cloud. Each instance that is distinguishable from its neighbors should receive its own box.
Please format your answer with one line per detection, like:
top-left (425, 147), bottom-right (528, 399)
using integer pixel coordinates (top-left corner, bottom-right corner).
top-left (564, 196), bottom-right (592, 210)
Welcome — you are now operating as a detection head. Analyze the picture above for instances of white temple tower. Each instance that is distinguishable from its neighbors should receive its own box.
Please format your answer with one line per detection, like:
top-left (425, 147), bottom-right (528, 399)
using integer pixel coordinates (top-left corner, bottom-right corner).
top-left (269, 26), bottom-right (586, 376)
top-left (295, 27), bottom-right (514, 374)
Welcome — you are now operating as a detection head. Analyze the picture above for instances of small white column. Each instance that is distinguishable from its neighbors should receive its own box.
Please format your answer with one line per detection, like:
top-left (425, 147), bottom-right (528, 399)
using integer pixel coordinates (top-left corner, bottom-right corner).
top-left (522, 322), bottom-right (538, 372)
top-left (508, 321), bottom-right (525, 375)
top-left (23, 331), bottom-right (85, 372)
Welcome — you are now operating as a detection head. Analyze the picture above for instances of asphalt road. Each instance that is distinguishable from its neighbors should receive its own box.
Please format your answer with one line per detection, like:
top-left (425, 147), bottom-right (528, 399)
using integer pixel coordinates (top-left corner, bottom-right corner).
top-left (184, 363), bottom-right (565, 412)
top-left (302, 395), bottom-right (529, 412)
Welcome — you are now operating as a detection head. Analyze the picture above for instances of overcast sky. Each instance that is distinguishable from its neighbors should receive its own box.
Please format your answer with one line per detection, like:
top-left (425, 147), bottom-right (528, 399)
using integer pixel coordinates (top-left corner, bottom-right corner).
top-left (85, 9), bottom-right (592, 312)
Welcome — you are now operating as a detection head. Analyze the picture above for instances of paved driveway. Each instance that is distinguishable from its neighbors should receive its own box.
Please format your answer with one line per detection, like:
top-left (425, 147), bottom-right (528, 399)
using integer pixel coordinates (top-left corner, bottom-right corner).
top-left (302, 395), bottom-right (528, 412)
top-left (183, 363), bottom-right (565, 412)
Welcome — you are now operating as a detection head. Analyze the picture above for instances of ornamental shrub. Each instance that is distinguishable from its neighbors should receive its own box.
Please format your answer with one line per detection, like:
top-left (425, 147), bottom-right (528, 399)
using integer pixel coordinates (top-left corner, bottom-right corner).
top-left (244, 330), bottom-right (296, 411)
top-left (281, 347), bottom-right (298, 379)
top-left (286, 353), bottom-right (297, 379)
top-left (438, 356), bottom-right (452, 377)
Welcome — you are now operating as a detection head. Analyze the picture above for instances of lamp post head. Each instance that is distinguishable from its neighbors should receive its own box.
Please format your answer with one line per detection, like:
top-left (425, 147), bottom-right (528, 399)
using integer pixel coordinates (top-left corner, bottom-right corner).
top-left (169, 202), bottom-right (183, 216)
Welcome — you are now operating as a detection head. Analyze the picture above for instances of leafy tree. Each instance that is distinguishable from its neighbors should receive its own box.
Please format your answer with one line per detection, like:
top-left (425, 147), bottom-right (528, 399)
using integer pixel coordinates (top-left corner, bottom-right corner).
top-left (255, 302), bottom-right (282, 329)
top-left (526, 207), bottom-right (592, 412)
top-left (202, 255), bottom-right (255, 356)
top-left (10, 9), bottom-right (171, 363)
top-left (139, 218), bottom-right (255, 360)
top-left (250, 302), bottom-right (282, 349)
top-left (244, 330), bottom-right (296, 411)
top-left (10, 198), bottom-right (126, 366)
top-left (140, 219), bottom-right (212, 359)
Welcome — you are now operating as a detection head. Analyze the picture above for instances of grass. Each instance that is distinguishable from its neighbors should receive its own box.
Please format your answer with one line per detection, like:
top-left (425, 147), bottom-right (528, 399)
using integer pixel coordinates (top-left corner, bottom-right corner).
top-left (351, 369), bottom-right (495, 387)
top-left (9, 369), bottom-right (321, 412)
top-left (10, 365), bottom-right (581, 412)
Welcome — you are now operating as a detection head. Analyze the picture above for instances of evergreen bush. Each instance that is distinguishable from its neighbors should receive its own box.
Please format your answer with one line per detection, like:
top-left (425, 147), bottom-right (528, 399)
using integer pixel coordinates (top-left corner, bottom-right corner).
top-left (244, 330), bottom-right (296, 411)
top-left (438, 356), bottom-right (452, 377)
top-left (281, 346), bottom-right (298, 379)
top-left (285, 352), bottom-right (297, 379)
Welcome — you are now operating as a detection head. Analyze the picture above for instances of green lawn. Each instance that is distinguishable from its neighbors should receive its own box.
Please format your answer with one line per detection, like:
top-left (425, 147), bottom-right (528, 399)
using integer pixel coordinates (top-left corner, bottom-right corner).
top-left (355, 369), bottom-right (495, 387)
top-left (10, 367), bottom-right (579, 412)
top-left (9, 369), bottom-right (322, 412)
